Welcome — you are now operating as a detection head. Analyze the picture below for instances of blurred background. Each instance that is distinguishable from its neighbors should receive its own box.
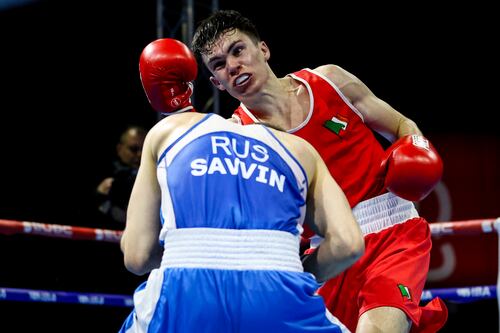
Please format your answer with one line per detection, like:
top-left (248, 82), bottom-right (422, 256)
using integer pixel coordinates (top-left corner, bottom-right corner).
top-left (0, 0), bottom-right (498, 331)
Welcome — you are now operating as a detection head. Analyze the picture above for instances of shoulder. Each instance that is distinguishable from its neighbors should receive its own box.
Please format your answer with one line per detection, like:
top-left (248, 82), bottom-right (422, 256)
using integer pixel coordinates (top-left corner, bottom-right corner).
top-left (269, 127), bottom-right (316, 154)
top-left (313, 64), bottom-right (342, 76)
top-left (268, 129), bottom-right (319, 179)
top-left (146, 112), bottom-right (209, 156)
top-left (313, 64), bottom-right (360, 86)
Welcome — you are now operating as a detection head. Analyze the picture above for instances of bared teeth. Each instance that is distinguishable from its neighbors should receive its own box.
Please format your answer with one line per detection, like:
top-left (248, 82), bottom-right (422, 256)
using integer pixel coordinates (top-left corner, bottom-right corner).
top-left (236, 74), bottom-right (249, 85)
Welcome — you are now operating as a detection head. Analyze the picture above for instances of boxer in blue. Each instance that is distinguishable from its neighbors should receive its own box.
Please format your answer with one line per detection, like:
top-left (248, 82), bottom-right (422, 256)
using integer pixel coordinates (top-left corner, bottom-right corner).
top-left (118, 111), bottom-right (364, 333)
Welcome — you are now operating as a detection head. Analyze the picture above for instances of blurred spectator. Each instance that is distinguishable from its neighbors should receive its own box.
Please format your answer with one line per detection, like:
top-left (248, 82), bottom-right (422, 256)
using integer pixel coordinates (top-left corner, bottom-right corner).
top-left (95, 125), bottom-right (147, 226)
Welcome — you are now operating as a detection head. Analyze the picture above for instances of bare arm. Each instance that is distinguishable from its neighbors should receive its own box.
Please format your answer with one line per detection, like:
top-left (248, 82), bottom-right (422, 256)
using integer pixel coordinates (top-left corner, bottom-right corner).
top-left (316, 64), bottom-right (422, 142)
top-left (301, 146), bottom-right (364, 282)
top-left (120, 113), bottom-right (207, 275)
top-left (120, 128), bottom-right (163, 276)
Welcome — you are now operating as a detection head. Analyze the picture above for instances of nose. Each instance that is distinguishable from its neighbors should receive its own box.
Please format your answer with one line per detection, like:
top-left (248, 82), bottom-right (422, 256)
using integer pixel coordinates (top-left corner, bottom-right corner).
top-left (226, 56), bottom-right (241, 76)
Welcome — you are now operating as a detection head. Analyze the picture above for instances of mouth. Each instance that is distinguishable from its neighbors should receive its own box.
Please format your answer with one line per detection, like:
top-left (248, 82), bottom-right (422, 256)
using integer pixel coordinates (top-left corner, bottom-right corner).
top-left (234, 73), bottom-right (251, 87)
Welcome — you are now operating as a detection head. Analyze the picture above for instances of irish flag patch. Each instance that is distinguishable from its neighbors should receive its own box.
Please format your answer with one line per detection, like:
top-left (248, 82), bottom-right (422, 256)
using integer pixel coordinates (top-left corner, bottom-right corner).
top-left (398, 284), bottom-right (412, 300)
top-left (323, 116), bottom-right (348, 135)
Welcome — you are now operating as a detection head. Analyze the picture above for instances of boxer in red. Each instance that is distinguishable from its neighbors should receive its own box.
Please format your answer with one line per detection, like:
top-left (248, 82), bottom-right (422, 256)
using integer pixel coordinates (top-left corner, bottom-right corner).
top-left (189, 10), bottom-right (448, 333)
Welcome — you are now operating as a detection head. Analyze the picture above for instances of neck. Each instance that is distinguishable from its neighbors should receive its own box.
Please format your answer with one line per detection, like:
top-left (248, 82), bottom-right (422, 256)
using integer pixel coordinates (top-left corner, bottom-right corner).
top-left (242, 76), bottom-right (307, 130)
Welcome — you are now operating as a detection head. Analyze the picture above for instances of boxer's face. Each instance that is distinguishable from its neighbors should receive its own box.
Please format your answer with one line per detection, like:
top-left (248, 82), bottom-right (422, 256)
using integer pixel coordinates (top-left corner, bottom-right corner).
top-left (204, 29), bottom-right (270, 101)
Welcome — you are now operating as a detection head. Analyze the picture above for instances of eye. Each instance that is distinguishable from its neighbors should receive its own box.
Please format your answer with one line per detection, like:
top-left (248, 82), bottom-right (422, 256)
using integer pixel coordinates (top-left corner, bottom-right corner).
top-left (233, 45), bottom-right (244, 56)
top-left (212, 60), bottom-right (225, 71)
top-left (127, 145), bottom-right (142, 153)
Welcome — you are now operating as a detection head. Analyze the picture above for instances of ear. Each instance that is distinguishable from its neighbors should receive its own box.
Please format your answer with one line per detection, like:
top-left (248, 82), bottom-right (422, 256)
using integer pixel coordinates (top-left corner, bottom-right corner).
top-left (209, 76), bottom-right (226, 91)
top-left (260, 41), bottom-right (270, 61)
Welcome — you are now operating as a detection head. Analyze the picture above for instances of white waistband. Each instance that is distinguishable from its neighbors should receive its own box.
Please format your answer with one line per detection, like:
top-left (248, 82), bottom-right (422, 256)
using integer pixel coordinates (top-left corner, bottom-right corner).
top-left (352, 192), bottom-right (419, 235)
top-left (161, 228), bottom-right (303, 272)
top-left (309, 192), bottom-right (419, 248)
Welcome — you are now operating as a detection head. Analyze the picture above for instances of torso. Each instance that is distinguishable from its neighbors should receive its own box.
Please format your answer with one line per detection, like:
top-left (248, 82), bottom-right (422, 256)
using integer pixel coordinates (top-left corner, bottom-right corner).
top-left (155, 113), bottom-right (309, 238)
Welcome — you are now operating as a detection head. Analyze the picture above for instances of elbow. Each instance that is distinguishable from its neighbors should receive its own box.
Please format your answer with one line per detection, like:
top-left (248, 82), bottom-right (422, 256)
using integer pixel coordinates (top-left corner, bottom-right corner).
top-left (122, 238), bottom-right (154, 276)
top-left (123, 253), bottom-right (151, 276)
top-left (335, 233), bottom-right (365, 268)
top-left (348, 217), bottom-right (366, 259)
top-left (347, 236), bottom-right (365, 265)
top-left (346, 231), bottom-right (365, 262)
top-left (122, 241), bottom-right (163, 276)
top-left (120, 232), bottom-right (154, 276)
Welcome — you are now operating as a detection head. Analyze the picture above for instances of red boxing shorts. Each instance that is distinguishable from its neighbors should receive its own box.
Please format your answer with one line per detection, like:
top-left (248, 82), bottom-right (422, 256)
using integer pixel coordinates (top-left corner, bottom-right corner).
top-left (314, 193), bottom-right (448, 332)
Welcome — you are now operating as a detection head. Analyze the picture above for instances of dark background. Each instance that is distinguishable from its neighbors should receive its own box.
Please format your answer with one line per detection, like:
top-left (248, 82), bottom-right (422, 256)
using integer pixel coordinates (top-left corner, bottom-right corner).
top-left (0, 0), bottom-right (497, 331)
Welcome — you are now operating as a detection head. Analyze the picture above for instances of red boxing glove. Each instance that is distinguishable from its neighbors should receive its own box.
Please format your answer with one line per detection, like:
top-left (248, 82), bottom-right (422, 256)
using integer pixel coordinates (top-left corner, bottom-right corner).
top-left (380, 135), bottom-right (443, 201)
top-left (139, 38), bottom-right (198, 114)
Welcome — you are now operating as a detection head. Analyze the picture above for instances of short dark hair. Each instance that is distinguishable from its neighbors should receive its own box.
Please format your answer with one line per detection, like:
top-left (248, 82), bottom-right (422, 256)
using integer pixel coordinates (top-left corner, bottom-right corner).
top-left (119, 125), bottom-right (147, 144)
top-left (192, 10), bottom-right (261, 57)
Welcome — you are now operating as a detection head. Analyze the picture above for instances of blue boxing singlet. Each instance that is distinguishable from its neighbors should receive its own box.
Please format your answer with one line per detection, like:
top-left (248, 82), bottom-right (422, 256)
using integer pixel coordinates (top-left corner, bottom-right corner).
top-left (119, 114), bottom-right (348, 333)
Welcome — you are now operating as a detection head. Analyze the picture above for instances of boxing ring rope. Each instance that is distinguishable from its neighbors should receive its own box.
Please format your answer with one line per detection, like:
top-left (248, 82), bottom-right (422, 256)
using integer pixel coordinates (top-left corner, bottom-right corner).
top-left (1, 217), bottom-right (499, 307)
top-left (0, 219), bottom-right (122, 243)
top-left (428, 218), bottom-right (500, 236)
top-left (1, 284), bottom-right (496, 307)
top-left (0, 287), bottom-right (133, 307)
top-left (2, 217), bottom-right (498, 242)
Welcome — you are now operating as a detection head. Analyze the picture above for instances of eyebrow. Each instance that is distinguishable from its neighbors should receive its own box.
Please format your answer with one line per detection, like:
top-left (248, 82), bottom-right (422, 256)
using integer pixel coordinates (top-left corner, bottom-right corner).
top-left (207, 40), bottom-right (240, 67)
